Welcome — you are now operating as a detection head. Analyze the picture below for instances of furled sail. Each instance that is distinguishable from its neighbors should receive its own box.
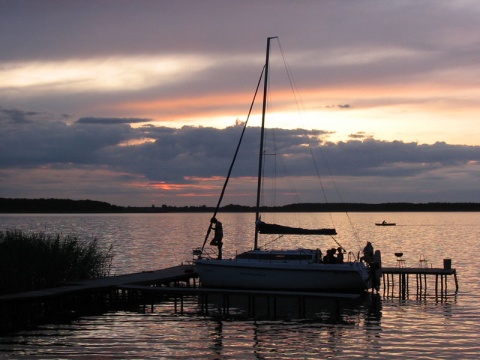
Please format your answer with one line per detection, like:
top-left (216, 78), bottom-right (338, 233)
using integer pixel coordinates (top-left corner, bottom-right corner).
top-left (256, 220), bottom-right (337, 235)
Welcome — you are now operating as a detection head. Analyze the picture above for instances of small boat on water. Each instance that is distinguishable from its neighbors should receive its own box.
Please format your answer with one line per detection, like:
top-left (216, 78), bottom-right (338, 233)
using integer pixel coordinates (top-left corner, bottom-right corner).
top-left (375, 221), bottom-right (396, 226)
top-left (194, 37), bottom-right (382, 293)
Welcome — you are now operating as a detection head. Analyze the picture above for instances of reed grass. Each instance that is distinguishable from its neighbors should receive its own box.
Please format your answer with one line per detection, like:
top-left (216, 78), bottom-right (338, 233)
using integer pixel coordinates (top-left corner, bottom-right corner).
top-left (0, 230), bottom-right (113, 295)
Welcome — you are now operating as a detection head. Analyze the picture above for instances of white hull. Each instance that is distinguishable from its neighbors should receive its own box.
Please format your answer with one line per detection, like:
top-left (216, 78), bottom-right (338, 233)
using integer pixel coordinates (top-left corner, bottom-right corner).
top-left (195, 259), bottom-right (372, 292)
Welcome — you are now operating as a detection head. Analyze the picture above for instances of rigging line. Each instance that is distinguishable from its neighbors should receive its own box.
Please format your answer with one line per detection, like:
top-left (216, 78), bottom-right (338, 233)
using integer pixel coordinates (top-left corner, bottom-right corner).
top-left (279, 40), bottom-right (363, 250)
top-left (276, 39), bottom-right (360, 249)
top-left (279, 40), bottom-right (330, 206)
top-left (263, 40), bottom-right (303, 208)
top-left (260, 234), bottom-right (285, 249)
top-left (278, 40), bottom-right (302, 114)
top-left (272, 128), bottom-right (301, 204)
top-left (267, 129), bottom-right (278, 208)
top-left (281, 44), bottom-right (362, 248)
top-left (201, 65), bottom-right (266, 251)
top-left (314, 142), bottom-right (363, 249)
top-left (279, 40), bottom-right (337, 229)
top-left (329, 235), bottom-right (345, 251)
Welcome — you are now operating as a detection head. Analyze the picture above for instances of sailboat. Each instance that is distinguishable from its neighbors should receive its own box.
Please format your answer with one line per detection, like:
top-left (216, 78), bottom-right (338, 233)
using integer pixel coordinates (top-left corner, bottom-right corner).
top-left (194, 37), bottom-right (381, 292)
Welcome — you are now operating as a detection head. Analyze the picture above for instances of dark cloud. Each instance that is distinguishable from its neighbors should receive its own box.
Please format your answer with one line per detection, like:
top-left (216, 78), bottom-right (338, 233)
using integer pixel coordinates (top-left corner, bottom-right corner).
top-left (321, 139), bottom-right (480, 178)
top-left (324, 105), bottom-right (353, 110)
top-left (349, 132), bottom-right (371, 140)
top-left (1, 1), bottom-right (477, 62)
top-left (0, 108), bottom-right (39, 124)
top-left (1, 110), bottom-right (479, 202)
top-left (2, 111), bottom-right (477, 178)
top-left (0, 111), bottom-right (134, 167)
top-left (76, 117), bottom-right (151, 125)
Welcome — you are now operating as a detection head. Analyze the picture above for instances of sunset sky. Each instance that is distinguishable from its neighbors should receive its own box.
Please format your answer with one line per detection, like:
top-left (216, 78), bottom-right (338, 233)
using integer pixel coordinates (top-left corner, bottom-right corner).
top-left (1, 0), bottom-right (479, 207)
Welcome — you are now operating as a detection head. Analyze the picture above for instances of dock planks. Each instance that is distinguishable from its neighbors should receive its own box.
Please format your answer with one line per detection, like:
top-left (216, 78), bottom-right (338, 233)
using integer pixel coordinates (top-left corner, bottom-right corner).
top-left (1, 263), bottom-right (459, 334)
top-left (381, 266), bottom-right (458, 299)
top-left (0, 264), bottom-right (197, 302)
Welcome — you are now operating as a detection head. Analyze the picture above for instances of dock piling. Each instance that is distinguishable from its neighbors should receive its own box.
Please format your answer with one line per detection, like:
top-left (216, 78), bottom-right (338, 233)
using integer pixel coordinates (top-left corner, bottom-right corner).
top-left (382, 266), bottom-right (458, 300)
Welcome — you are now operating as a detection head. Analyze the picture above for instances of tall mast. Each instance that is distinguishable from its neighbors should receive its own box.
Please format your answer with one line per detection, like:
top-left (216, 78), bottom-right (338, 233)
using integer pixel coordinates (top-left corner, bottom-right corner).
top-left (254, 36), bottom-right (277, 250)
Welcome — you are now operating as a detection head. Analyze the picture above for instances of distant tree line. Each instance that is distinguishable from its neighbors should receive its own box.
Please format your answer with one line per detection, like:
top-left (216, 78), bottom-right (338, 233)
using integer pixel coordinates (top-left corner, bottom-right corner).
top-left (0, 198), bottom-right (123, 213)
top-left (1, 198), bottom-right (479, 213)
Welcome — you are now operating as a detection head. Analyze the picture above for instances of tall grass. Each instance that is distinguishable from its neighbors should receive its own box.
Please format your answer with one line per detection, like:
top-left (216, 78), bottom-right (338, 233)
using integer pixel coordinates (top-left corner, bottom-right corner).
top-left (0, 230), bottom-right (114, 295)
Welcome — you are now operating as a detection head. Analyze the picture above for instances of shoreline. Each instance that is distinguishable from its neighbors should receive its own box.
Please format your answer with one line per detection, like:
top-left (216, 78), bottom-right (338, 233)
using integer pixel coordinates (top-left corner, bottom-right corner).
top-left (1, 198), bottom-right (479, 213)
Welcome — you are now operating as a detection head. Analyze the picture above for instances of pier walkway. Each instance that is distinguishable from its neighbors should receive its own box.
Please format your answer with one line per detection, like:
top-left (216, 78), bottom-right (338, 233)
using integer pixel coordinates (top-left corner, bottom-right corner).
top-left (1, 263), bottom-right (458, 334)
top-left (0, 264), bottom-right (197, 334)
top-left (382, 266), bottom-right (458, 299)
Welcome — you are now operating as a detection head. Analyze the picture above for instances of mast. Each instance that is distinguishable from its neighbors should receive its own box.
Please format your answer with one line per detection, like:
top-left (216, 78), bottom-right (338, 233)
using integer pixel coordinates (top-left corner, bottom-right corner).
top-left (254, 36), bottom-right (277, 249)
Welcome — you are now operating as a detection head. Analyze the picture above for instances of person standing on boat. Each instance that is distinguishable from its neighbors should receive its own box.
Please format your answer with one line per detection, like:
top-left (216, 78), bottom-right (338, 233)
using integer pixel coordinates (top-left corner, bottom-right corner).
top-left (361, 241), bottom-right (374, 264)
top-left (210, 217), bottom-right (223, 259)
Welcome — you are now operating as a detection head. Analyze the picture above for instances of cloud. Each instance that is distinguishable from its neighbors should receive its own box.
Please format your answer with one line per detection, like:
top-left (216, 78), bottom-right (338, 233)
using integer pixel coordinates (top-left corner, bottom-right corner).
top-left (76, 117), bottom-right (150, 125)
top-left (348, 132), bottom-right (371, 140)
top-left (0, 56), bottom-right (214, 96)
top-left (1, 108), bottom-right (479, 205)
top-left (0, 110), bottom-right (133, 167)
top-left (2, 2), bottom-right (480, 204)
top-left (325, 104), bottom-right (352, 109)
top-left (1, 107), bottom-right (72, 125)
top-left (2, 3), bottom-right (479, 104)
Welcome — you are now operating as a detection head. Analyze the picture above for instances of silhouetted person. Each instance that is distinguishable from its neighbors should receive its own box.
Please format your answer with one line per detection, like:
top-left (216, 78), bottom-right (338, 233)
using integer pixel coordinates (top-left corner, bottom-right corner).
top-left (337, 247), bottom-right (345, 264)
top-left (324, 248), bottom-right (337, 264)
top-left (361, 241), bottom-right (374, 264)
top-left (210, 217), bottom-right (223, 259)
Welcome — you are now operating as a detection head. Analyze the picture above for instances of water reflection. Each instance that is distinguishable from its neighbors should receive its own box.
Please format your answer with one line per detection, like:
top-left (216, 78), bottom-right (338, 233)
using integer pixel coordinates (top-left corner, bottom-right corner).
top-left (1, 212), bottom-right (479, 358)
top-left (0, 288), bottom-right (474, 359)
top-left (209, 320), bottom-right (224, 358)
top-left (198, 293), bottom-right (383, 358)
top-left (198, 293), bottom-right (381, 325)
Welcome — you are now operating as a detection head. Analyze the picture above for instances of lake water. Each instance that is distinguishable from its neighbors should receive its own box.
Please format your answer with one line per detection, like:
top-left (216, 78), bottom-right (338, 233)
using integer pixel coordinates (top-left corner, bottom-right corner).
top-left (1, 212), bottom-right (479, 359)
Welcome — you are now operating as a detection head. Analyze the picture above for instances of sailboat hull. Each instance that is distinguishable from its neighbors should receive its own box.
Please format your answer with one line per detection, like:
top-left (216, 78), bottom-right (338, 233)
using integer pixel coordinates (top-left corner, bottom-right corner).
top-left (195, 259), bottom-right (372, 292)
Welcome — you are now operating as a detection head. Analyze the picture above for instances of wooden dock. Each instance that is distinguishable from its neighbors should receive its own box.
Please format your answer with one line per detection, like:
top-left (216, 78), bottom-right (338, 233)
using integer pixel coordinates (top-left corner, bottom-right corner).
top-left (382, 266), bottom-right (458, 299)
top-left (0, 264), bottom-right (197, 300)
top-left (0, 263), bottom-right (459, 334)
top-left (0, 264), bottom-right (197, 334)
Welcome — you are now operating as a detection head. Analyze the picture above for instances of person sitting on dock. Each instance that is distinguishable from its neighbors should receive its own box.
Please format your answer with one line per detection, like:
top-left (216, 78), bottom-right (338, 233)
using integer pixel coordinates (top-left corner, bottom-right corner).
top-left (361, 241), bottom-right (374, 265)
top-left (209, 217), bottom-right (223, 259)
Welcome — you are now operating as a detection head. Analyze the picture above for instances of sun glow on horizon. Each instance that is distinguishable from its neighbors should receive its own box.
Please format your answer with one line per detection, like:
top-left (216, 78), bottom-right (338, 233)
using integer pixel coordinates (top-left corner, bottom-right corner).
top-left (103, 74), bottom-right (480, 146)
top-left (2, 52), bottom-right (479, 146)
